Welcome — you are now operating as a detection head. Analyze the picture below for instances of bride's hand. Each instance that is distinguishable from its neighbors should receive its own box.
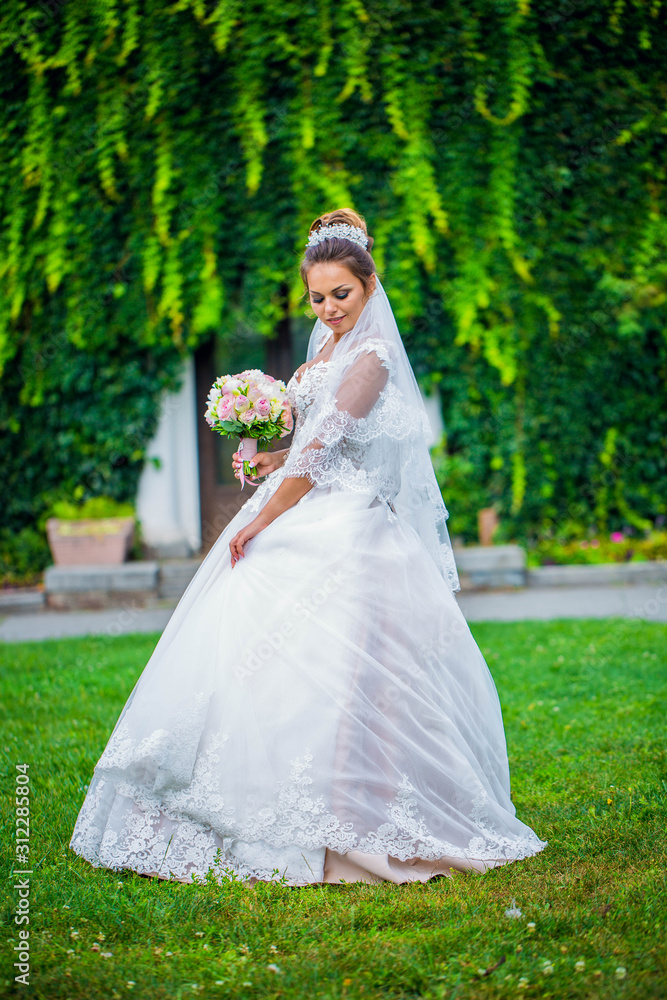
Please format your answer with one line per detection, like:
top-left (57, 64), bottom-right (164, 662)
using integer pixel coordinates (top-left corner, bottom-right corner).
top-left (231, 449), bottom-right (280, 482)
top-left (230, 516), bottom-right (267, 568)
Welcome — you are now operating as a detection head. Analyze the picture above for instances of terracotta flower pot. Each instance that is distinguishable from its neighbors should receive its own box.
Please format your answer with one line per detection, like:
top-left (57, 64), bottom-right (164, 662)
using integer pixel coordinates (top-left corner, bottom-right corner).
top-left (46, 517), bottom-right (135, 566)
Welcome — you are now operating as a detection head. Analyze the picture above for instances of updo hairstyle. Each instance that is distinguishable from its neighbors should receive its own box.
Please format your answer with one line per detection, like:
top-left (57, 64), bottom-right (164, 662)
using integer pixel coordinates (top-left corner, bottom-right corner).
top-left (300, 208), bottom-right (376, 299)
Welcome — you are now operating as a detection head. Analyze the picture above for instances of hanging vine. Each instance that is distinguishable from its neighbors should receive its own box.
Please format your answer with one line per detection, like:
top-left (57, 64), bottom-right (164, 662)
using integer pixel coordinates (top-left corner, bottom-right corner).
top-left (0, 0), bottom-right (666, 578)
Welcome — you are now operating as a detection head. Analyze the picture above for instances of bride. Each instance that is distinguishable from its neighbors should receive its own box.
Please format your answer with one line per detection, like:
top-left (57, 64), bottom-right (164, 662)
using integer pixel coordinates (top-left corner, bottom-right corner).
top-left (70, 208), bottom-right (547, 886)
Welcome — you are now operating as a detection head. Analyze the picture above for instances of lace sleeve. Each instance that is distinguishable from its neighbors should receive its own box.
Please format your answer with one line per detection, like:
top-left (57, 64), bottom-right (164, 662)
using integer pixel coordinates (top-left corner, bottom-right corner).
top-left (282, 343), bottom-right (394, 489)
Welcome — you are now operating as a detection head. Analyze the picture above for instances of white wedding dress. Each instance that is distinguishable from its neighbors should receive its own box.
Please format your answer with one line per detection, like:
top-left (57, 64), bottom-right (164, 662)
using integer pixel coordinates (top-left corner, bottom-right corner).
top-left (70, 286), bottom-right (547, 886)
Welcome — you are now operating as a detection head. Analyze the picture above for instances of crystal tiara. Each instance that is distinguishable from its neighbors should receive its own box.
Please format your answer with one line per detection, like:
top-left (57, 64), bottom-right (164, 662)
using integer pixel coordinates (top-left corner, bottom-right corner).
top-left (305, 222), bottom-right (369, 251)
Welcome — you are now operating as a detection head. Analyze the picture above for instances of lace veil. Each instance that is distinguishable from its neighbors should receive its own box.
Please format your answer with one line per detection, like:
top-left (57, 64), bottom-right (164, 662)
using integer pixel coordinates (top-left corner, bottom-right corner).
top-left (281, 275), bottom-right (461, 594)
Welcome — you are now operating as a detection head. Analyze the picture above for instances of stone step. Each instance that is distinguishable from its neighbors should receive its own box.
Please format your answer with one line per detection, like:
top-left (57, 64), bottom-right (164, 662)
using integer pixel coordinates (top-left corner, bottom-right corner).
top-left (41, 559), bottom-right (206, 610)
top-left (527, 560), bottom-right (667, 587)
top-left (0, 588), bottom-right (46, 611)
top-left (452, 544), bottom-right (526, 590)
top-left (158, 559), bottom-right (203, 599)
top-left (44, 562), bottom-right (159, 610)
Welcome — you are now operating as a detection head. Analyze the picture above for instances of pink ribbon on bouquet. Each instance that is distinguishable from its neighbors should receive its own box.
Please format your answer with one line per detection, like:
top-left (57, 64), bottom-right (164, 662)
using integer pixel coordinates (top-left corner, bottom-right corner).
top-left (238, 437), bottom-right (260, 490)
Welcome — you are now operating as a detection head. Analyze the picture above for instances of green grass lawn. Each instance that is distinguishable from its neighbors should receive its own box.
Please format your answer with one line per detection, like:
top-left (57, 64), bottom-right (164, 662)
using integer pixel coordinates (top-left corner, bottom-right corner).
top-left (1, 617), bottom-right (666, 999)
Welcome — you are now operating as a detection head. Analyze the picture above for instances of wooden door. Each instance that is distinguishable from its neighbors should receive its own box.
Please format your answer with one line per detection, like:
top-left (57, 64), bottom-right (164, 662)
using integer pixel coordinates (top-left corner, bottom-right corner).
top-left (194, 305), bottom-right (310, 552)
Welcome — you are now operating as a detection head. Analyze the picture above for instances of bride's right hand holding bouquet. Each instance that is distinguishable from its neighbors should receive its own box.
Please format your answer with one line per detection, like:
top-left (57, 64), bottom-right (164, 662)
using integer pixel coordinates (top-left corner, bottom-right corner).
top-left (204, 368), bottom-right (293, 488)
top-left (230, 444), bottom-right (289, 484)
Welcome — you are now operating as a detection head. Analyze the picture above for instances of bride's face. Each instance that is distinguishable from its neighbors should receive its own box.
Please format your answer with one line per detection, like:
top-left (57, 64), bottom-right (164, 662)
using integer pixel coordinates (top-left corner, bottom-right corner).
top-left (307, 262), bottom-right (375, 337)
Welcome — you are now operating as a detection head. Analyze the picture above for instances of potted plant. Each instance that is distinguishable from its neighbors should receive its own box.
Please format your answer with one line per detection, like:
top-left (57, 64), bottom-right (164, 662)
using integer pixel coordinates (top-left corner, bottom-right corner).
top-left (46, 496), bottom-right (136, 566)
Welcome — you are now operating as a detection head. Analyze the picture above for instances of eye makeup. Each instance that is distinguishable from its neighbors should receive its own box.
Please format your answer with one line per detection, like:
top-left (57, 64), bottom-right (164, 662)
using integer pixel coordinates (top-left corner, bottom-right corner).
top-left (310, 291), bottom-right (349, 304)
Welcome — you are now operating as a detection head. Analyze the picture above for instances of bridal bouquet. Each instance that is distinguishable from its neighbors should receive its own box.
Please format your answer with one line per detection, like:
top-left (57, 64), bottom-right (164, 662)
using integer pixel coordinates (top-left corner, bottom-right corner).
top-left (204, 369), bottom-right (293, 488)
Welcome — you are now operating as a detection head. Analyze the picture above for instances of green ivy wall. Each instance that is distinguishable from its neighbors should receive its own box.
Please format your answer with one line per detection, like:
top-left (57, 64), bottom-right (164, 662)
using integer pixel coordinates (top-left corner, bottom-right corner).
top-left (1, 0), bottom-right (666, 578)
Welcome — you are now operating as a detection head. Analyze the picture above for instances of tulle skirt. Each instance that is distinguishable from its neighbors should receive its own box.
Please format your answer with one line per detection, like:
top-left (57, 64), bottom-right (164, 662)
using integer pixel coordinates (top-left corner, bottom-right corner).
top-left (69, 485), bottom-right (546, 885)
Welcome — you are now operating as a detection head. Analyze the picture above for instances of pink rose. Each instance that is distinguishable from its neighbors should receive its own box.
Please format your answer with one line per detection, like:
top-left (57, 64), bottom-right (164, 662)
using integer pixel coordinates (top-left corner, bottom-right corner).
top-left (234, 396), bottom-right (251, 413)
top-left (255, 397), bottom-right (271, 417)
top-left (217, 396), bottom-right (235, 420)
top-left (239, 408), bottom-right (256, 425)
top-left (281, 403), bottom-right (293, 432)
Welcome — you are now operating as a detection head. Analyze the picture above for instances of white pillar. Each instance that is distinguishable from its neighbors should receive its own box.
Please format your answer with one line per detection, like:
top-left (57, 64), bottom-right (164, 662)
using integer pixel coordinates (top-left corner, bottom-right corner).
top-left (136, 355), bottom-right (201, 557)
top-left (421, 384), bottom-right (445, 448)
